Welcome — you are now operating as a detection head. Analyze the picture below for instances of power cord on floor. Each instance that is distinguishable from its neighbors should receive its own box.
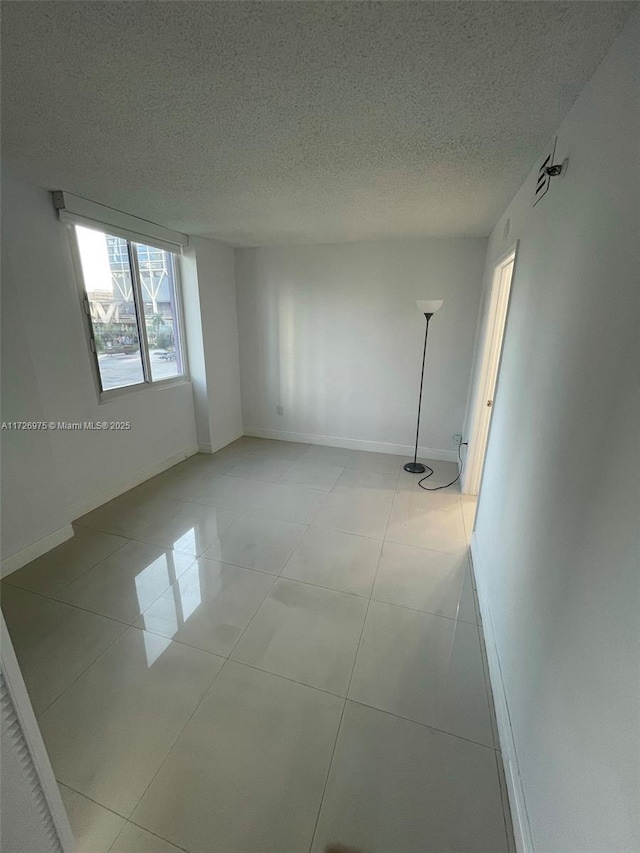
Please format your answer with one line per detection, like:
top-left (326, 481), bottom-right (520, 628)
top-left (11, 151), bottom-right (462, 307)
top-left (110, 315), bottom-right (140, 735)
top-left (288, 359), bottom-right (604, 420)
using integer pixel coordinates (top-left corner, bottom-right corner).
top-left (417, 441), bottom-right (468, 492)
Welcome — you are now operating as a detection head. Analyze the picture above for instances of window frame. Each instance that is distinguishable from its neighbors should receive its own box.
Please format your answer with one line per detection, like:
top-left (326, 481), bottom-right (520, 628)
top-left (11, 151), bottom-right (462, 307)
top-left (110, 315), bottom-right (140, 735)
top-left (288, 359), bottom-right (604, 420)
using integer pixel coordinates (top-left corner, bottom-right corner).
top-left (67, 222), bottom-right (189, 403)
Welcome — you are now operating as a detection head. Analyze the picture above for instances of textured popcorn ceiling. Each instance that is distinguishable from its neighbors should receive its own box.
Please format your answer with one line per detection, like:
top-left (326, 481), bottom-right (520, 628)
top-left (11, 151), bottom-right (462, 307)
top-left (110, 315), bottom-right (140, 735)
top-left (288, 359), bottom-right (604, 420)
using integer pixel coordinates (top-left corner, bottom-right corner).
top-left (1, 1), bottom-right (634, 245)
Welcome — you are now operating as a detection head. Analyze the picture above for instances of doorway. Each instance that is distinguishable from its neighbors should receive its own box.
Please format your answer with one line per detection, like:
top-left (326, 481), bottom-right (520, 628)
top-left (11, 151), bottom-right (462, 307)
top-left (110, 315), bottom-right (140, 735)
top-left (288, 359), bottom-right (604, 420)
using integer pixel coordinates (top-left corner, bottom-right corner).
top-left (462, 245), bottom-right (517, 496)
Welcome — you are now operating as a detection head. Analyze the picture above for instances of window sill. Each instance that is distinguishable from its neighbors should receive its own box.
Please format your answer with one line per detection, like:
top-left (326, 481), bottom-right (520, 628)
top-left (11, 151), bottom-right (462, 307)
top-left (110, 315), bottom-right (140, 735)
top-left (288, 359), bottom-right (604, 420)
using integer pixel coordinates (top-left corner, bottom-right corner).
top-left (98, 376), bottom-right (191, 405)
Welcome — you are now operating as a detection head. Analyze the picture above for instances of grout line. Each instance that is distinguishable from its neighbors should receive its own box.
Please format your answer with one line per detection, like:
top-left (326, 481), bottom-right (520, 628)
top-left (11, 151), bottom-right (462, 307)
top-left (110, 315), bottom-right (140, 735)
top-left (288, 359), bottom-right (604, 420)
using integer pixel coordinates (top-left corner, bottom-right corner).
top-left (1, 581), bottom-right (133, 630)
top-left (1, 535), bottom-right (131, 598)
top-left (120, 647), bottom-right (229, 827)
top-left (216, 568), bottom-right (280, 661)
top-left (13, 441), bottom-right (501, 851)
top-left (308, 524), bottom-right (386, 542)
top-left (206, 471), bottom-right (333, 495)
top-left (124, 623), bottom-right (227, 663)
top-left (326, 469), bottom-right (496, 750)
top-left (133, 551), bottom-right (283, 666)
top-left (52, 538), bottom-right (133, 597)
top-left (34, 619), bottom-right (219, 727)
top-left (126, 621), bottom-right (234, 659)
top-left (286, 524), bottom-right (386, 543)
top-left (276, 572), bottom-right (373, 600)
top-left (307, 697), bottom-right (347, 853)
top-left (57, 780), bottom-right (130, 820)
top-left (308, 499), bottom-right (389, 852)
top-left (51, 564), bottom-right (196, 626)
top-left (376, 538), bottom-right (469, 557)
top-left (34, 621), bottom-right (223, 725)
top-left (223, 658), bottom-right (346, 702)
top-left (367, 594), bottom-right (480, 625)
top-left (110, 820), bottom-right (191, 853)
top-left (346, 698), bottom-right (499, 752)
top-left (35, 621), bottom-right (130, 721)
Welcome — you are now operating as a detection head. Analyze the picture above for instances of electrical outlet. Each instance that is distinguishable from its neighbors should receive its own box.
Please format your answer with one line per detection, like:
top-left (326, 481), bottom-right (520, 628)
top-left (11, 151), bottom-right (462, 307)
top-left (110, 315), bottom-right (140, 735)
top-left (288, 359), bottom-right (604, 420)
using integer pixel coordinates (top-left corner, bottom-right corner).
top-left (453, 434), bottom-right (462, 447)
top-left (276, 405), bottom-right (284, 416)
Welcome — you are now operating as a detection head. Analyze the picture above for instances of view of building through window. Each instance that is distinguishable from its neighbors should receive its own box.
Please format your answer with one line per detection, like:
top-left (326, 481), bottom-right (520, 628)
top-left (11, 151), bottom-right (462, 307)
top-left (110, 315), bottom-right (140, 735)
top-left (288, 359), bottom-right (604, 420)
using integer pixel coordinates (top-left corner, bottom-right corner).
top-left (135, 241), bottom-right (184, 382)
top-left (75, 225), bottom-right (183, 391)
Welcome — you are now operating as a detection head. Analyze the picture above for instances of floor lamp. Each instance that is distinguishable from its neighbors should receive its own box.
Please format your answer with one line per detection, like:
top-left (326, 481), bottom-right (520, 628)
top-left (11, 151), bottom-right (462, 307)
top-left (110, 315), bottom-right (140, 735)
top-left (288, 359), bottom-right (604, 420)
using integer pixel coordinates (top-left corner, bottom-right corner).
top-left (404, 300), bottom-right (444, 474)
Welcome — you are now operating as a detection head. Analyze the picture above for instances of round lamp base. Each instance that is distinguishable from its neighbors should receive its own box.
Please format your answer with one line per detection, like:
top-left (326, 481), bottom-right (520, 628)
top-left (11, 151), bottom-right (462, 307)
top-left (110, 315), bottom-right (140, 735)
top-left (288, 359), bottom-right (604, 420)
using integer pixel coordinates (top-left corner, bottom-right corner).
top-left (403, 461), bottom-right (426, 474)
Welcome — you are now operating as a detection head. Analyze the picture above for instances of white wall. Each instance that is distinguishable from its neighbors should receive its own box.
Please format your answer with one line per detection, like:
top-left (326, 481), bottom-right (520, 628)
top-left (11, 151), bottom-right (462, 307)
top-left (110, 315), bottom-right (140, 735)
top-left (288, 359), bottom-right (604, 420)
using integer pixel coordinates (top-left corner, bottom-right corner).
top-left (1, 246), bottom-right (70, 562)
top-left (236, 239), bottom-right (486, 459)
top-left (472, 11), bottom-right (639, 853)
top-left (1, 172), bottom-right (198, 567)
top-left (189, 236), bottom-right (243, 453)
top-left (180, 246), bottom-right (213, 451)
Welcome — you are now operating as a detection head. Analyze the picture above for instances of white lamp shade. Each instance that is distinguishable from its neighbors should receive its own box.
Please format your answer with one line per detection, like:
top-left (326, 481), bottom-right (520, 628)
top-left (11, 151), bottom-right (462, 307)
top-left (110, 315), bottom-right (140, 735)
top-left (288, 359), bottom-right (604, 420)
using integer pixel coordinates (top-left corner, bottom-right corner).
top-left (416, 300), bottom-right (443, 315)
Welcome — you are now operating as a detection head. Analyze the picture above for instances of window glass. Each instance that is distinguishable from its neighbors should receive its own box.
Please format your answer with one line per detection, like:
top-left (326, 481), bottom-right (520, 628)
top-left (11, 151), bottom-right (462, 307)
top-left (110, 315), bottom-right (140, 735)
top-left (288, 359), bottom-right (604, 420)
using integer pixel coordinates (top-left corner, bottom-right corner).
top-left (74, 225), bottom-right (186, 395)
top-left (75, 226), bottom-right (144, 390)
top-left (134, 243), bottom-right (184, 381)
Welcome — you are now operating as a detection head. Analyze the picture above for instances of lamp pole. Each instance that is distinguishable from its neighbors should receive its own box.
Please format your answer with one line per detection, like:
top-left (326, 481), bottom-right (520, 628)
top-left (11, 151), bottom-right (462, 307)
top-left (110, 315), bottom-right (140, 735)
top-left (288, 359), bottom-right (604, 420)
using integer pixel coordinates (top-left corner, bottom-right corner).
top-left (404, 311), bottom-right (433, 474)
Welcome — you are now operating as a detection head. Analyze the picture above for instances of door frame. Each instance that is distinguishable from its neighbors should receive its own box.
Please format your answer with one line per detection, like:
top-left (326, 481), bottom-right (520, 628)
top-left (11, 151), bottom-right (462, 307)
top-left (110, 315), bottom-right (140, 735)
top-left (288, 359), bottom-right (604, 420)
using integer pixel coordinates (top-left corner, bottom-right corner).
top-left (462, 243), bottom-right (518, 496)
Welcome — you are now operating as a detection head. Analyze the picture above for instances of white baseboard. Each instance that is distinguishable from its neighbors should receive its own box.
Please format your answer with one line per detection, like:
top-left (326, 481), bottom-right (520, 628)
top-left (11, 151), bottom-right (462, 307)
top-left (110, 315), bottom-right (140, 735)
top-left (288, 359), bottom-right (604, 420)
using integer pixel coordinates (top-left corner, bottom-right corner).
top-left (67, 444), bottom-right (199, 521)
top-left (470, 533), bottom-right (534, 853)
top-left (2, 445), bottom-right (199, 578)
top-left (1, 524), bottom-right (74, 579)
top-left (201, 431), bottom-right (245, 456)
top-left (243, 427), bottom-right (458, 463)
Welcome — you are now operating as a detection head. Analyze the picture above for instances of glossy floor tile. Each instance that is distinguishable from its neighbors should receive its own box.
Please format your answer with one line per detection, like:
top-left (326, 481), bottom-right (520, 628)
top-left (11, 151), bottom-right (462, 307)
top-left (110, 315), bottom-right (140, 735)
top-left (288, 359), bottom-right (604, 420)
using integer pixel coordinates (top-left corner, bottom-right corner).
top-left (396, 458), bottom-right (460, 490)
top-left (132, 502), bottom-right (239, 556)
top-left (258, 481), bottom-right (328, 525)
top-left (231, 578), bottom-right (368, 695)
top-left (109, 823), bottom-right (186, 853)
top-left (178, 449), bottom-right (242, 473)
top-left (349, 600), bottom-right (493, 746)
top-left (203, 514), bottom-right (307, 575)
top-left (386, 492), bottom-right (467, 552)
top-left (56, 541), bottom-right (195, 624)
top-left (313, 490), bottom-right (392, 539)
top-left (59, 784), bottom-right (125, 853)
top-left (300, 444), bottom-right (353, 467)
top-left (188, 474), bottom-right (268, 511)
top-left (372, 541), bottom-right (476, 621)
top-left (277, 461), bottom-right (344, 491)
top-left (133, 662), bottom-right (343, 853)
top-left (220, 435), bottom-right (267, 456)
top-left (38, 628), bottom-right (223, 816)
top-left (226, 456), bottom-right (295, 482)
top-left (347, 450), bottom-right (406, 474)
top-left (75, 490), bottom-right (175, 540)
top-left (5, 438), bottom-right (511, 852)
top-left (311, 701), bottom-right (508, 853)
top-left (3, 527), bottom-right (128, 597)
top-left (127, 457), bottom-right (232, 503)
top-left (246, 438), bottom-right (312, 460)
top-left (1, 585), bottom-right (126, 716)
top-left (136, 558), bottom-right (275, 656)
top-left (332, 467), bottom-right (399, 498)
top-left (282, 526), bottom-right (382, 597)
top-left (395, 475), bottom-right (464, 504)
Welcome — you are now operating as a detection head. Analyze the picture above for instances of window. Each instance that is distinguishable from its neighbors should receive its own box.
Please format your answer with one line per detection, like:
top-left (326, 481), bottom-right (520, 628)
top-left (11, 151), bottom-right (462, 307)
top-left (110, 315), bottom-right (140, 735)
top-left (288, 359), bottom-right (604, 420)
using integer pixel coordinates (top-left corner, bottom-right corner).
top-left (74, 225), bottom-right (185, 394)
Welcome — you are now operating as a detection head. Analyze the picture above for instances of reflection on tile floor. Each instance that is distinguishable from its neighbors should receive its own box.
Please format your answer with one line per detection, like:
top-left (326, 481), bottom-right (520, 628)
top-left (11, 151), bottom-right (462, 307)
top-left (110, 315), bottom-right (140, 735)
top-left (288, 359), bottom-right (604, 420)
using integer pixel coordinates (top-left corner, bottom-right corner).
top-left (2, 438), bottom-right (513, 853)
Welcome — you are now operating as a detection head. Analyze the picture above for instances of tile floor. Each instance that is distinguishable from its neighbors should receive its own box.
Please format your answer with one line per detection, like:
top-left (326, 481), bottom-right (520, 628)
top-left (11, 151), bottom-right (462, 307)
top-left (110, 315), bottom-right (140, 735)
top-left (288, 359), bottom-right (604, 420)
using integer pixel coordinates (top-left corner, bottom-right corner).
top-left (2, 437), bottom-right (514, 853)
